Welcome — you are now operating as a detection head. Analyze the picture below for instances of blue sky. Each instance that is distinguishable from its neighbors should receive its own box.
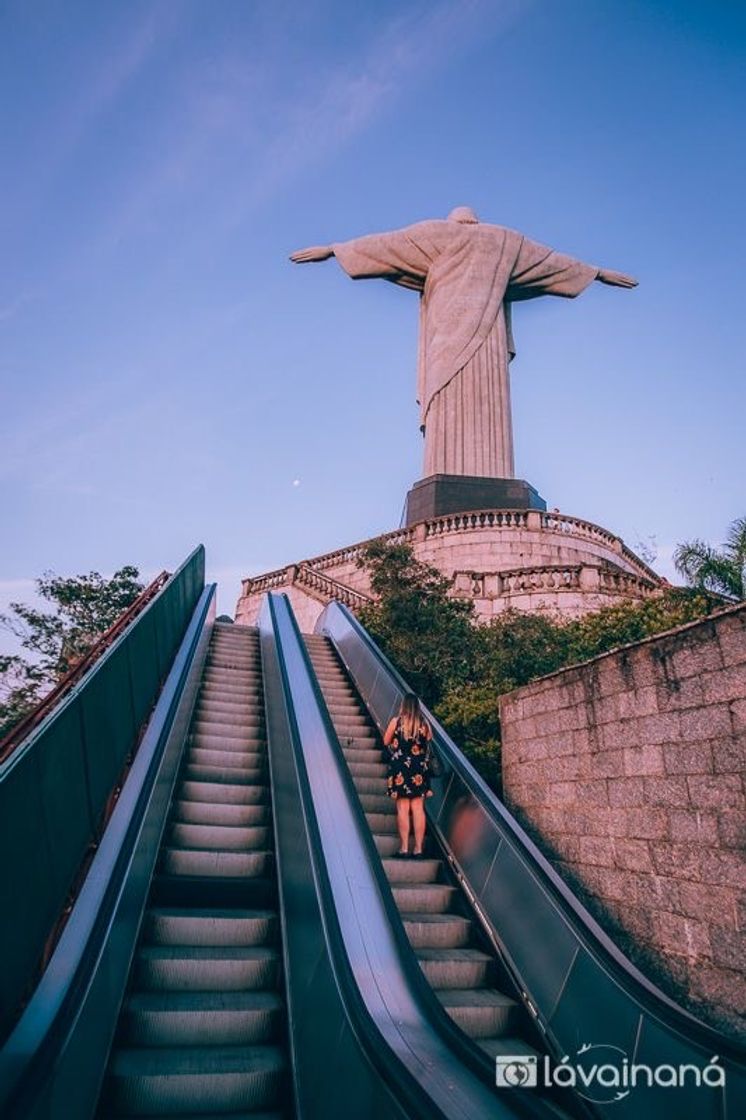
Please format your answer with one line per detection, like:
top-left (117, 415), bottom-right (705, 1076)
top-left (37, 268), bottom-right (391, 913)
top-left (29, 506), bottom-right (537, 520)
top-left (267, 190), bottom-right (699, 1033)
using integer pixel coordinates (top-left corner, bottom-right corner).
top-left (2, 0), bottom-right (745, 636)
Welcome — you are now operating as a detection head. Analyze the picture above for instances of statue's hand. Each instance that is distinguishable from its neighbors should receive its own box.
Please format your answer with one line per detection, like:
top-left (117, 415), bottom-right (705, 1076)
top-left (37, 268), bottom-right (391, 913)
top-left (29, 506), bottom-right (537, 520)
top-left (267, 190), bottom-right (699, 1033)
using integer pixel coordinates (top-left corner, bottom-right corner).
top-left (597, 268), bottom-right (638, 288)
top-left (290, 245), bottom-right (334, 263)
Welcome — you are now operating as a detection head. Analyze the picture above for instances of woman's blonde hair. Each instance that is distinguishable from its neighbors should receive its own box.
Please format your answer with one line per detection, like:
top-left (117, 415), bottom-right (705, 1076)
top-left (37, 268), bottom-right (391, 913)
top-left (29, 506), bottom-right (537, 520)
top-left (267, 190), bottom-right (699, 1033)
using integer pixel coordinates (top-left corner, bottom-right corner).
top-left (399, 692), bottom-right (429, 741)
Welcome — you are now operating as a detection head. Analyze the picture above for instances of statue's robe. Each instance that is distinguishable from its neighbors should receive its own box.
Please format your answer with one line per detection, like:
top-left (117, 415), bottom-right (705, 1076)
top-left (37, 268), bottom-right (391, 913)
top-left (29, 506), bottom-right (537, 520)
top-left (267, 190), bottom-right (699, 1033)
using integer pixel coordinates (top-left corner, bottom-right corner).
top-left (332, 220), bottom-right (598, 478)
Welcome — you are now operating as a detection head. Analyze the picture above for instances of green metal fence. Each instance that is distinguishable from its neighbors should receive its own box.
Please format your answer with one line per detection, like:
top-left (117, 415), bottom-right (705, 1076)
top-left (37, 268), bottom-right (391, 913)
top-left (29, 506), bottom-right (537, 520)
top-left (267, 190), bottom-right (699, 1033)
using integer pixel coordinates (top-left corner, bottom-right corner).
top-left (0, 545), bottom-right (205, 1042)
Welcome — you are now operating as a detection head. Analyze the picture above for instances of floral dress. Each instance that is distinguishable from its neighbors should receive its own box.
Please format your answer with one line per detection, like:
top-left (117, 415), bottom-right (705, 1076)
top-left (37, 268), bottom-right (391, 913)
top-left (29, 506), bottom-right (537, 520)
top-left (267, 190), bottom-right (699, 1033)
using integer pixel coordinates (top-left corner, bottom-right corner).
top-left (385, 719), bottom-right (433, 800)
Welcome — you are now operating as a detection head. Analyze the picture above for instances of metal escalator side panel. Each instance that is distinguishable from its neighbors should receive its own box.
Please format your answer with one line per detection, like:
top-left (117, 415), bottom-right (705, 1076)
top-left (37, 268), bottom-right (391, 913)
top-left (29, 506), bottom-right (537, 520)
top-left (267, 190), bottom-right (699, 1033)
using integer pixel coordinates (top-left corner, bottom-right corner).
top-left (261, 591), bottom-right (551, 1120)
top-left (0, 584), bottom-right (216, 1120)
top-left (316, 600), bottom-right (746, 1120)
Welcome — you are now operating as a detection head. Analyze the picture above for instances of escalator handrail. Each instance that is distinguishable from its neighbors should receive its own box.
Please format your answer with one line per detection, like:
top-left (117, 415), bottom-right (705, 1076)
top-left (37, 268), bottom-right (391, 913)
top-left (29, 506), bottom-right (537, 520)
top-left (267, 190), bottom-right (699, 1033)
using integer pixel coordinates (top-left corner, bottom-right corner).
top-left (263, 591), bottom-right (555, 1120)
top-left (0, 583), bottom-right (216, 1118)
top-left (317, 599), bottom-right (746, 1068)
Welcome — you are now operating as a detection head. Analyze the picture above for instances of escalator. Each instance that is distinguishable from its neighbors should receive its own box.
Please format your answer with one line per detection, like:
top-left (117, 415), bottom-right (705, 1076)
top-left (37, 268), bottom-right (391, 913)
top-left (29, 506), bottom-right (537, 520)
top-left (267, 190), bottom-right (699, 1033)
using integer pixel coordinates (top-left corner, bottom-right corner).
top-left (99, 622), bottom-right (290, 1117)
top-left (6, 565), bottom-right (743, 1120)
top-left (3, 567), bottom-right (556, 1120)
top-left (303, 634), bottom-right (562, 1106)
top-left (314, 599), bottom-right (746, 1120)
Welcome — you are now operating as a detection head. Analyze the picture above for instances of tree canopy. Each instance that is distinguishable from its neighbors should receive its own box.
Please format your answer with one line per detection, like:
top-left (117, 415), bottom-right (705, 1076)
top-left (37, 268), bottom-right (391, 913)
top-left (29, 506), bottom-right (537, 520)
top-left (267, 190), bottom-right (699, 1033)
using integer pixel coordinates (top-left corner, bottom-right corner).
top-left (674, 516), bottom-right (746, 601)
top-left (0, 566), bottom-right (144, 740)
top-left (356, 536), bottom-right (730, 793)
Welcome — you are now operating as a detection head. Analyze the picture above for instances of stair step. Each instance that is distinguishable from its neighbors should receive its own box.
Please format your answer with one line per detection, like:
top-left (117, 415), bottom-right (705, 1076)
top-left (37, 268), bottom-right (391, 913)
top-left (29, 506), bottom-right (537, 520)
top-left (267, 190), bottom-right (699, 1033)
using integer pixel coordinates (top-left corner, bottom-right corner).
top-left (373, 833), bottom-right (401, 857)
top-left (382, 857), bottom-right (441, 883)
top-left (202, 672), bottom-right (262, 688)
top-left (400, 912), bottom-right (472, 949)
top-left (391, 884), bottom-right (458, 913)
top-left (437, 988), bottom-right (520, 1039)
top-left (349, 775), bottom-right (385, 795)
top-left (179, 781), bottom-right (268, 806)
top-left (134, 945), bottom-right (280, 992)
top-left (188, 748), bottom-right (265, 770)
top-left (191, 723), bottom-right (266, 745)
top-left (200, 683), bottom-right (263, 699)
top-left (191, 732), bottom-right (266, 751)
top-left (169, 822), bottom-right (271, 851)
top-left (416, 948), bottom-right (494, 989)
top-left (195, 702), bottom-right (265, 723)
top-left (173, 800), bottom-right (269, 827)
top-left (476, 1036), bottom-right (541, 1062)
top-left (162, 848), bottom-right (273, 879)
top-left (337, 733), bottom-right (379, 749)
top-left (120, 991), bottom-right (284, 1047)
top-left (207, 655), bottom-right (260, 668)
top-left (359, 793), bottom-right (394, 814)
top-left (348, 760), bottom-right (387, 779)
top-left (144, 908), bottom-right (277, 947)
top-left (104, 1044), bottom-right (286, 1115)
top-left (365, 812), bottom-right (397, 833)
top-left (184, 764), bottom-right (266, 785)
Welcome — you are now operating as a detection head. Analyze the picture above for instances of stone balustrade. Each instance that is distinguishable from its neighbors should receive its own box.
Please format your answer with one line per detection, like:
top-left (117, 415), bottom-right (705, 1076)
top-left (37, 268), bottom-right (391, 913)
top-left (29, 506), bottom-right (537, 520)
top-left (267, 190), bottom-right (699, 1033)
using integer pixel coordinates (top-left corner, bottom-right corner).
top-left (425, 509), bottom-right (529, 535)
top-left (295, 564), bottom-right (371, 610)
top-left (236, 506), bottom-right (664, 628)
top-left (240, 562), bottom-right (370, 612)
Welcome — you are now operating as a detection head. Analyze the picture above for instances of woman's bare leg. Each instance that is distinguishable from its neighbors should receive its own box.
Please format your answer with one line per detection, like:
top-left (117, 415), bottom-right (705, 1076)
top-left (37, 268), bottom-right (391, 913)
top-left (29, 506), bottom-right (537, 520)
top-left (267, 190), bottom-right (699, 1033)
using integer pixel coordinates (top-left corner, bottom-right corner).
top-left (411, 797), bottom-right (426, 854)
top-left (396, 798), bottom-right (411, 853)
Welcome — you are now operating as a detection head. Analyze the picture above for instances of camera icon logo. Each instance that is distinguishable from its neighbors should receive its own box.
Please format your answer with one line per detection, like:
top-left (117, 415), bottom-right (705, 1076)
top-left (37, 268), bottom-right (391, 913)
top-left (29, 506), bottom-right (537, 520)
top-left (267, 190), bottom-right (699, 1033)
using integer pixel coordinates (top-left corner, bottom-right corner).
top-left (496, 1054), bottom-right (538, 1088)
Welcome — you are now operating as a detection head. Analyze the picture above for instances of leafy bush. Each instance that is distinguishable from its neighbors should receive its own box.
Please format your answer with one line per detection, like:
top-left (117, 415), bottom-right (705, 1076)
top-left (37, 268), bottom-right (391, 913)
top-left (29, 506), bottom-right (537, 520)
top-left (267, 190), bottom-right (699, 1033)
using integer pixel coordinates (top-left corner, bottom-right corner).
top-left (356, 537), bottom-right (730, 795)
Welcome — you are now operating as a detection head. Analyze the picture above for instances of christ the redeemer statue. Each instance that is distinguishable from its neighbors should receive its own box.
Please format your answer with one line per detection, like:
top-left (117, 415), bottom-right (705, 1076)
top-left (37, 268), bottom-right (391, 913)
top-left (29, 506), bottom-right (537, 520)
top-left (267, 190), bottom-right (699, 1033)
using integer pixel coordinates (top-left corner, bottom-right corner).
top-left (291, 207), bottom-right (636, 480)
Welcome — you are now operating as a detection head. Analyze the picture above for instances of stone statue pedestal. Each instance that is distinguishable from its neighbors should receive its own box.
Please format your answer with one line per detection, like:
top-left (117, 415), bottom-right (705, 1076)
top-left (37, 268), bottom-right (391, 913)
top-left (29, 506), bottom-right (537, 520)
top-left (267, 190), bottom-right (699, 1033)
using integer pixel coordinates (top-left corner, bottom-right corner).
top-left (404, 474), bottom-right (546, 526)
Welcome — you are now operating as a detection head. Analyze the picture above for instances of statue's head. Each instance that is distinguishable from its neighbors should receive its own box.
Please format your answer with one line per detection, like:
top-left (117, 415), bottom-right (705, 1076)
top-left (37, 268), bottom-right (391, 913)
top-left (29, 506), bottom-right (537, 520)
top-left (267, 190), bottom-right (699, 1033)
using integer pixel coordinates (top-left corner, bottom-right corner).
top-left (447, 206), bottom-right (479, 224)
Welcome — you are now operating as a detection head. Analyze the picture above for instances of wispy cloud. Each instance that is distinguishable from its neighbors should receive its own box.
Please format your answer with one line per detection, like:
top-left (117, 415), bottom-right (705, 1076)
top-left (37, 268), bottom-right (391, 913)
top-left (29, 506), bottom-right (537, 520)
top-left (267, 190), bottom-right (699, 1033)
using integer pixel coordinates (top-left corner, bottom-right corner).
top-left (75, 0), bottom-right (532, 258)
top-left (227, 0), bottom-right (532, 218)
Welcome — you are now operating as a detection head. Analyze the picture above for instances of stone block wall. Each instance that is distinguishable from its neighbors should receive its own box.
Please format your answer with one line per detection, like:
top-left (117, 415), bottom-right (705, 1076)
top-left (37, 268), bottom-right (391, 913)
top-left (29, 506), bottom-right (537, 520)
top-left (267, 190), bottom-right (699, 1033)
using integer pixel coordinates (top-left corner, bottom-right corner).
top-left (500, 602), bottom-right (746, 1042)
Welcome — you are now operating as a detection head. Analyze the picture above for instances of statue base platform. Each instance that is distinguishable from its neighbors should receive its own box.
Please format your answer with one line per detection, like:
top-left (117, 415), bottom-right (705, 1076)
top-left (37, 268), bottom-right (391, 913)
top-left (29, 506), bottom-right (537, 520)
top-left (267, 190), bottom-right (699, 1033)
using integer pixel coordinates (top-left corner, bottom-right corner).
top-left (404, 474), bottom-right (546, 526)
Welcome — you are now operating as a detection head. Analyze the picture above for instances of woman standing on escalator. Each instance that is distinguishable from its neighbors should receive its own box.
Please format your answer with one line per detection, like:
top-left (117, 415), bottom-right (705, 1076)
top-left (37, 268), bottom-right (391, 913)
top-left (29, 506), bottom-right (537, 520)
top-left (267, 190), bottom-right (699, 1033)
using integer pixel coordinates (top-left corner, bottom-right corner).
top-left (383, 692), bottom-right (433, 858)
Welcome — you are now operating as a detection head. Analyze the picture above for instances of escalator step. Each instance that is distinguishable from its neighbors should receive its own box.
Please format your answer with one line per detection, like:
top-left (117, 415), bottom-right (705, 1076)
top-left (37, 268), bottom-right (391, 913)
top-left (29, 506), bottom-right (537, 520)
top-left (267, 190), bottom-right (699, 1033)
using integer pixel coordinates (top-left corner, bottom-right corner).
top-left (119, 991), bottom-right (284, 1047)
top-left (190, 733), bottom-right (266, 751)
top-left (391, 884), bottom-right (458, 913)
top-left (188, 748), bottom-right (265, 769)
top-left (169, 822), bottom-right (272, 851)
top-left (476, 1035), bottom-right (541, 1062)
top-left (161, 848), bottom-right (273, 879)
top-left (144, 908), bottom-right (277, 947)
top-left (184, 764), bottom-right (266, 785)
top-left (193, 706), bottom-right (265, 726)
top-left (179, 781), bottom-right (268, 806)
top-left (134, 945), bottom-right (280, 992)
top-left (172, 800), bottom-right (270, 826)
top-left (358, 793), bottom-right (395, 815)
top-left (437, 988), bottom-right (521, 1038)
top-left (373, 833), bottom-right (401, 857)
top-left (364, 811), bottom-right (398, 833)
top-left (341, 745), bottom-right (383, 763)
top-left (104, 1044), bottom-right (286, 1116)
top-left (190, 724), bottom-right (266, 746)
top-left (347, 764), bottom-right (387, 782)
top-left (416, 947), bottom-right (494, 989)
top-left (400, 912), bottom-right (472, 949)
top-left (382, 857), bottom-right (441, 883)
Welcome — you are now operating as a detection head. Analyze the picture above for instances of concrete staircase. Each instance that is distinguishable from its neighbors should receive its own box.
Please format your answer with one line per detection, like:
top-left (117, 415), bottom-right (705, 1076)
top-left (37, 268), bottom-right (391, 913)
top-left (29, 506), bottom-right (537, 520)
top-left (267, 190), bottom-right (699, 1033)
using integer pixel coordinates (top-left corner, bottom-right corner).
top-left (99, 622), bottom-right (290, 1119)
top-left (303, 634), bottom-right (540, 1064)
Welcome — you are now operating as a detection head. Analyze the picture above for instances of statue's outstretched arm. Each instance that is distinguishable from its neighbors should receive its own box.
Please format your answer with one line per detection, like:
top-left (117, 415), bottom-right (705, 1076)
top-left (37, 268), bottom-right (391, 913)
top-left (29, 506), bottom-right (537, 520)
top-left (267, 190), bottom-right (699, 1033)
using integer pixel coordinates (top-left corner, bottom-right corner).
top-left (597, 268), bottom-right (638, 288)
top-left (290, 246), bottom-right (334, 263)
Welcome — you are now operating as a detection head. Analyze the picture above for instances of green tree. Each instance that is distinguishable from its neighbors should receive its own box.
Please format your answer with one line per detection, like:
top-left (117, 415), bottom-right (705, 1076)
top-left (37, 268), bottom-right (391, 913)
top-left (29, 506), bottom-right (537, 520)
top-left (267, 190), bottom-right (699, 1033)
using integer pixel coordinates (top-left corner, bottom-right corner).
top-left (673, 516), bottom-right (746, 601)
top-left (357, 540), bottom-right (475, 707)
top-left (356, 538), bottom-right (725, 796)
top-left (0, 565), bottom-right (144, 739)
